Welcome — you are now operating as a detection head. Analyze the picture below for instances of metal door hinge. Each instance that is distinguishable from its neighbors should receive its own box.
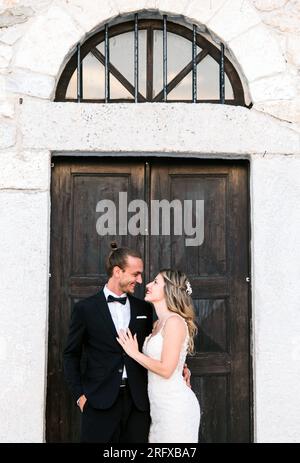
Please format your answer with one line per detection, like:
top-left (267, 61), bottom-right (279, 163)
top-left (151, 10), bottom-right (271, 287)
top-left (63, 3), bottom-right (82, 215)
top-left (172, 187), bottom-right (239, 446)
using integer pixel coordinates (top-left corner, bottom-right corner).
top-left (245, 276), bottom-right (250, 283)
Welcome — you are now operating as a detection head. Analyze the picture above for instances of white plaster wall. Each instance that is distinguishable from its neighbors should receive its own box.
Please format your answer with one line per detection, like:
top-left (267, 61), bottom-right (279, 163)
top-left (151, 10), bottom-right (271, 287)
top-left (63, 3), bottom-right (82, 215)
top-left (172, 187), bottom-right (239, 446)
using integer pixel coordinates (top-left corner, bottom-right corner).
top-left (0, 0), bottom-right (300, 443)
top-left (20, 101), bottom-right (300, 155)
top-left (251, 155), bottom-right (300, 443)
top-left (0, 189), bottom-right (50, 442)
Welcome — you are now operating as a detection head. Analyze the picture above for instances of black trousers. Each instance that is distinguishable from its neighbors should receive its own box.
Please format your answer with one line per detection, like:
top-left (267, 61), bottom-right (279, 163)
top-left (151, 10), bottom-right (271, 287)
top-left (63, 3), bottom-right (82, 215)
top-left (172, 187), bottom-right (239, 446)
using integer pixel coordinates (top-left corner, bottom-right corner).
top-left (80, 386), bottom-right (151, 443)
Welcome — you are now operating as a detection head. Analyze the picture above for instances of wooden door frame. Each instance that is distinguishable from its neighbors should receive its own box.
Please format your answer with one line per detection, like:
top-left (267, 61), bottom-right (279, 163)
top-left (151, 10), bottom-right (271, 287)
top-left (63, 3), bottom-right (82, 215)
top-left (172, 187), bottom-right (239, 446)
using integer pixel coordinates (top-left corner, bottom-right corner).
top-left (47, 153), bottom-right (253, 442)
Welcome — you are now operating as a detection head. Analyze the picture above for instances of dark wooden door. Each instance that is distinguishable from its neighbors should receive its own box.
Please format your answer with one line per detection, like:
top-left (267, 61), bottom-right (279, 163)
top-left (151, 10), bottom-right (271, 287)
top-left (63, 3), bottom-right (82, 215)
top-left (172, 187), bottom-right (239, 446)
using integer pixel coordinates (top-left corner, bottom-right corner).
top-left (47, 157), bottom-right (251, 443)
top-left (149, 161), bottom-right (251, 442)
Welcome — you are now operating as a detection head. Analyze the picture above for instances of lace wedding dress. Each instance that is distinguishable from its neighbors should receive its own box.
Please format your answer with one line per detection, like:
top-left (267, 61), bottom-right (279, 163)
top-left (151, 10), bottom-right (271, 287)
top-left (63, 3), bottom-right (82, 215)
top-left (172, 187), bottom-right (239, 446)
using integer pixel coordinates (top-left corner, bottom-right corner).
top-left (142, 314), bottom-right (200, 443)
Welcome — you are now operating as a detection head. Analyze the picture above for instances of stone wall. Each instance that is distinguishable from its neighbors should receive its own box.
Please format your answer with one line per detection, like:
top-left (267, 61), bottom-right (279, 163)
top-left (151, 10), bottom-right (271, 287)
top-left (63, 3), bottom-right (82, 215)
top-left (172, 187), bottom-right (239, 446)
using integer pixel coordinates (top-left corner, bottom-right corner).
top-left (252, 0), bottom-right (300, 125)
top-left (0, 0), bottom-right (300, 443)
top-left (0, 0), bottom-right (299, 126)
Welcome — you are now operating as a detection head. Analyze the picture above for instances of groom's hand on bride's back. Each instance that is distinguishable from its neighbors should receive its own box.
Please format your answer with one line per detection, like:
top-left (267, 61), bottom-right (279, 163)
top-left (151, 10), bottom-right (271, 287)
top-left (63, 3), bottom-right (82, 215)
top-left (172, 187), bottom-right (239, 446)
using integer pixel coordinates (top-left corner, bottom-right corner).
top-left (77, 394), bottom-right (87, 412)
top-left (183, 363), bottom-right (191, 388)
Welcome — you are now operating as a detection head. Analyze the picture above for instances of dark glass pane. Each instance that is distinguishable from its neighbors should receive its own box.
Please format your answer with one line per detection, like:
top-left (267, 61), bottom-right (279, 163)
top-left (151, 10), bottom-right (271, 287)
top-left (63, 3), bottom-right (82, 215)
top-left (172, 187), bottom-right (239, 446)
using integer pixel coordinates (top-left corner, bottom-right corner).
top-left (168, 71), bottom-right (192, 100)
top-left (153, 30), bottom-right (201, 98)
top-left (103, 30), bottom-right (147, 98)
top-left (66, 69), bottom-right (76, 99)
top-left (110, 74), bottom-right (133, 99)
top-left (193, 299), bottom-right (227, 353)
top-left (197, 55), bottom-right (234, 99)
top-left (66, 52), bottom-right (105, 99)
top-left (82, 52), bottom-right (105, 99)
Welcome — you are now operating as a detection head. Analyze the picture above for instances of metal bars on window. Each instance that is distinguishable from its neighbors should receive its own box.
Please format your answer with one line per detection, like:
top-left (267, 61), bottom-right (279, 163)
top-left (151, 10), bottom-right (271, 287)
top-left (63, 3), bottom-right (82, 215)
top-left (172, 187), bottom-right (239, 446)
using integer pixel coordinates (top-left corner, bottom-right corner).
top-left (163, 15), bottom-right (168, 102)
top-left (134, 13), bottom-right (139, 103)
top-left (73, 15), bottom-right (228, 104)
top-left (76, 44), bottom-right (82, 102)
top-left (192, 24), bottom-right (197, 103)
top-left (105, 24), bottom-right (110, 103)
top-left (219, 43), bottom-right (225, 104)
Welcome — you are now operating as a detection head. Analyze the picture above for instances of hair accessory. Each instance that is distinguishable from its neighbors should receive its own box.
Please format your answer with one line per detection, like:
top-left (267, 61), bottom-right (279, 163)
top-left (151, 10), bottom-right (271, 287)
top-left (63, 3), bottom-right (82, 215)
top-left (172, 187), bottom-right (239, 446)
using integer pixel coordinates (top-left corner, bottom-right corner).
top-left (185, 280), bottom-right (192, 296)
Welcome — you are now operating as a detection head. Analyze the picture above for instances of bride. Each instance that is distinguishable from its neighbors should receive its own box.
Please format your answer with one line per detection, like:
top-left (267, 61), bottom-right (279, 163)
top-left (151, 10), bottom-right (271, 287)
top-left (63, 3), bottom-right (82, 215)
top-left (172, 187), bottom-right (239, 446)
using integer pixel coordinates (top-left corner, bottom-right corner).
top-left (117, 269), bottom-right (200, 443)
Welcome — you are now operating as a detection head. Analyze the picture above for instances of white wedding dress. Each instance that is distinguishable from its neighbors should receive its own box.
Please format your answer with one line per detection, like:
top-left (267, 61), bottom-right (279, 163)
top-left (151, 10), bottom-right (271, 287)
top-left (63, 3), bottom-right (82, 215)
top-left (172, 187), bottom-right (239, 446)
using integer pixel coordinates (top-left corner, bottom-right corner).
top-left (142, 314), bottom-right (201, 443)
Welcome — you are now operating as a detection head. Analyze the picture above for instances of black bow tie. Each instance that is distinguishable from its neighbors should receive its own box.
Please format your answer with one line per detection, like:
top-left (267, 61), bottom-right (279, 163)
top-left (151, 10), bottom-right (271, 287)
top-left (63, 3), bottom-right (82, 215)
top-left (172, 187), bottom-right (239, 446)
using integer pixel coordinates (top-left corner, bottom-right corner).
top-left (107, 294), bottom-right (127, 305)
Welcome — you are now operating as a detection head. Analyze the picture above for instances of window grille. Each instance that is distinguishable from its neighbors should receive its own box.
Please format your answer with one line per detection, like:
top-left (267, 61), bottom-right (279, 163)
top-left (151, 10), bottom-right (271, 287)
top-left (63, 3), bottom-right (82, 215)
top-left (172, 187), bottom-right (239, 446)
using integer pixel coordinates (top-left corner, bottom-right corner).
top-left (55, 15), bottom-right (246, 106)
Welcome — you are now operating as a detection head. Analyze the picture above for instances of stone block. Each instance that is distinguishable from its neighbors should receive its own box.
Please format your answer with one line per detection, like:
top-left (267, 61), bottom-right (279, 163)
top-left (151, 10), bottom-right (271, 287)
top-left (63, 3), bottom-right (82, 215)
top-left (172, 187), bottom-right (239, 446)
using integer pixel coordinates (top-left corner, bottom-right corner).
top-left (0, 75), bottom-right (5, 99)
top-left (6, 69), bottom-right (55, 99)
top-left (257, 0), bottom-right (300, 34)
top-left (0, 5), bottom-right (34, 28)
top-left (254, 99), bottom-right (300, 126)
top-left (62, 0), bottom-right (118, 35)
top-left (207, 0), bottom-right (261, 42)
top-left (112, 0), bottom-right (158, 14)
top-left (0, 120), bottom-right (16, 149)
top-left (0, 150), bottom-right (50, 190)
top-left (249, 73), bottom-right (297, 102)
top-left (229, 24), bottom-right (286, 82)
top-left (287, 33), bottom-right (300, 67)
top-left (152, 0), bottom-right (190, 16)
top-left (14, 4), bottom-right (84, 77)
top-left (0, 101), bottom-right (15, 118)
top-left (252, 0), bottom-right (288, 11)
top-left (0, 22), bottom-right (28, 46)
top-left (185, 0), bottom-right (227, 26)
top-left (0, 43), bottom-right (12, 69)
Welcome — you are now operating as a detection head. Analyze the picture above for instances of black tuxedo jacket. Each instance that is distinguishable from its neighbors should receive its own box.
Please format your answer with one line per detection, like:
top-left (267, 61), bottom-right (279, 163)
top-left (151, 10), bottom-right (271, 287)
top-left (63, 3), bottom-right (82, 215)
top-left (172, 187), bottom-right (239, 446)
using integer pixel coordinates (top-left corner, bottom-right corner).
top-left (63, 289), bottom-right (154, 411)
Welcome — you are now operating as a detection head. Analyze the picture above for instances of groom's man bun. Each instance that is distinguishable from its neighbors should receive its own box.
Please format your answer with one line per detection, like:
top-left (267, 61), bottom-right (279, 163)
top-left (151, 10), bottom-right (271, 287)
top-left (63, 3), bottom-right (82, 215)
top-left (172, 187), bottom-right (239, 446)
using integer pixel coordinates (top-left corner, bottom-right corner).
top-left (110, 241), bottom-right (118, 251)
top-left (105, 242), bottom-right (142, 277)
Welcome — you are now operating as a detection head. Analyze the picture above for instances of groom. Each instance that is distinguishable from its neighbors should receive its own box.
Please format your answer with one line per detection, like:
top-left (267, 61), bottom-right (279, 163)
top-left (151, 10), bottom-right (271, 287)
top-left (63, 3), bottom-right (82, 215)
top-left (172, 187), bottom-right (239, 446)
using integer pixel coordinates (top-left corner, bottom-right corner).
top-left (63, 243), bottom-right (190, 443)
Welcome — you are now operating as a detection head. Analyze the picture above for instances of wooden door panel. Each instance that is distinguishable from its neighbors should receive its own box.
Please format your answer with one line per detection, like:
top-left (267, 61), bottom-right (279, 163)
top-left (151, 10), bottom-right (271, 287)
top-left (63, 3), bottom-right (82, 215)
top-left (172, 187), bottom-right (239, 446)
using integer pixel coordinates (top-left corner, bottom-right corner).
top-left (69, 161), bottom-right (145, 292)
top-left (169, 174), bottom-right (227, 276)
top-left (195, 376), bottom-right (229, 443)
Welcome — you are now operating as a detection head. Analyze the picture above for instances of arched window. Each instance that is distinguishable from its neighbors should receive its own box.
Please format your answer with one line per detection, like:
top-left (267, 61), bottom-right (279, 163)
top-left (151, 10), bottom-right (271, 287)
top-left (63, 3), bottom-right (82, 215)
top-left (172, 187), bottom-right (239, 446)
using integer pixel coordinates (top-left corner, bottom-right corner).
top-left (56, 15), bottom-right (246, 106)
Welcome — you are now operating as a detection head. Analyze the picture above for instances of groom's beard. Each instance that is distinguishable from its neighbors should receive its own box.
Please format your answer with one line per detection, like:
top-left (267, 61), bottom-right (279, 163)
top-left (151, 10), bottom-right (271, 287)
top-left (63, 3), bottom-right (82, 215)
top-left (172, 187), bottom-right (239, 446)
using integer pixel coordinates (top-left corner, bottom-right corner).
top-left (119, 280), bottom-right (136, 295)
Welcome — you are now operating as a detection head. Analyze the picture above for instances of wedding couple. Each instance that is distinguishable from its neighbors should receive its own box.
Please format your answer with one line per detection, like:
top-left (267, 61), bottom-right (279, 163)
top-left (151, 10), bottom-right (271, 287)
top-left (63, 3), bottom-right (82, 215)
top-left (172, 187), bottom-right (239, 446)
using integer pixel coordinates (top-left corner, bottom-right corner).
top-left (63, 243), bottom-right (200, 443)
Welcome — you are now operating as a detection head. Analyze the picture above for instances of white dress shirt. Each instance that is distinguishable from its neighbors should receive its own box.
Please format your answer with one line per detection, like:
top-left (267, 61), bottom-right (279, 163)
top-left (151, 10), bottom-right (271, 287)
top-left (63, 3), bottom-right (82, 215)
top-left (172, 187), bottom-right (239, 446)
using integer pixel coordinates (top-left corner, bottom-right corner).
top-left (103, 284), bottom-right (131, 379)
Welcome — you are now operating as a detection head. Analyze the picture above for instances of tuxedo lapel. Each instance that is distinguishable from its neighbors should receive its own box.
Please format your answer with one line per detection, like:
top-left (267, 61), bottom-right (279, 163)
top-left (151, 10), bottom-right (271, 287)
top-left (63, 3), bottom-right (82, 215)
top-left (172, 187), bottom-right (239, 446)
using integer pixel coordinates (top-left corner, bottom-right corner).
top-left (128, 295), bottom-right (139, 333)
top-left (96, 290), bottom-right (141, 338)
top-left (96, 289), bottom-right (119, 339)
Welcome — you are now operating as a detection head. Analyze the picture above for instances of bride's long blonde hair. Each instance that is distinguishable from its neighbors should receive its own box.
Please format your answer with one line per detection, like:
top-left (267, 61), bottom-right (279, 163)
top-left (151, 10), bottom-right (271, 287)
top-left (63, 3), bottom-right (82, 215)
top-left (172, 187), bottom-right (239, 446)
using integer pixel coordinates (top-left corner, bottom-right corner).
top-left (160, 269), bottom-right (198, 354)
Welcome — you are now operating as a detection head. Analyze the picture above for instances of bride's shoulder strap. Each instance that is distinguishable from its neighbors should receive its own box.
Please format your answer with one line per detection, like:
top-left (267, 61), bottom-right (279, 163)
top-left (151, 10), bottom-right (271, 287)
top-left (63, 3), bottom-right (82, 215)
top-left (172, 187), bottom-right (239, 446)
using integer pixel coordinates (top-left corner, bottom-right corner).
top-left (161, 313), bottom-right (188, 334)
